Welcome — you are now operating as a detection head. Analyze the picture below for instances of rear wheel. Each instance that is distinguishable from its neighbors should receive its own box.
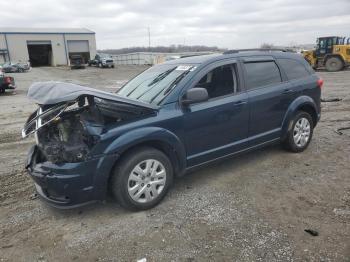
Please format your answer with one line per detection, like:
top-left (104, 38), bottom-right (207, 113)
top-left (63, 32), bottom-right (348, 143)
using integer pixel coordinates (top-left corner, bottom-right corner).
top-left (283, 111), bottom-right (314, 153)
top-left (111, 147), bottom-right (173, 210)
top-left (325, 57), bottom-right (343, 72)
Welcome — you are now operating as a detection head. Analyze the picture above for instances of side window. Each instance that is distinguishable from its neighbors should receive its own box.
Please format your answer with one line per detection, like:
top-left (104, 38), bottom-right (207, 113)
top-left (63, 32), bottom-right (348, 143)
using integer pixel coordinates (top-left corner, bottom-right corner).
top-left (196, 64), bottom-right (238, 99)
top-left (277, 59), bottom-right (310, 80)
top-left (244, 61), bottom-right (281, 90)
top-left (327, 38), bottom-right (333, 46)
top-left (319, 40), bottom-right (325, 48)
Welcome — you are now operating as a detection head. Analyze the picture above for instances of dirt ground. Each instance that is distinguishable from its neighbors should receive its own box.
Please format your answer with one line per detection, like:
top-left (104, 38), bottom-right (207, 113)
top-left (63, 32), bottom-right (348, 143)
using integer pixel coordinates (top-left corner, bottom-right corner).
top-left (0, 66), bottom-right (349, 262)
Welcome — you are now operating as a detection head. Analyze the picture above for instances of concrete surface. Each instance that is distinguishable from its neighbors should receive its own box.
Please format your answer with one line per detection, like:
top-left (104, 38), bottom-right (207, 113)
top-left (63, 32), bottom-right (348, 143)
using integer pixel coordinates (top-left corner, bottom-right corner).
top-left (0, 66), bottom-right (349, 262)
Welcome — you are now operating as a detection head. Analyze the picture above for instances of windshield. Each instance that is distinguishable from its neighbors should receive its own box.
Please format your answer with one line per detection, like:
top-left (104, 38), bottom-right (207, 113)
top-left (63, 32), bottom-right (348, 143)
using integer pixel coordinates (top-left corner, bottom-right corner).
top-left (98, 53), bottom-right (111, 58)
top-left (117, 64), bottom-right (196, 105)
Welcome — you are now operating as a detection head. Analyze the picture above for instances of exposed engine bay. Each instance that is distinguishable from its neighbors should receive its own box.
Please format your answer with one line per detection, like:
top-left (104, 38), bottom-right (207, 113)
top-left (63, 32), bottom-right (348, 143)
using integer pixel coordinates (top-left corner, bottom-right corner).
top-left (22, 82), bottom-right (157, 164)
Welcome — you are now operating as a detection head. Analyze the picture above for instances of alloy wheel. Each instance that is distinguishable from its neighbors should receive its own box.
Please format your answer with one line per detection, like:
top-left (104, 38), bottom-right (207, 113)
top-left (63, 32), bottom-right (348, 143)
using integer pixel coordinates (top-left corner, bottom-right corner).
top-left (127, 159), bottom-right (166, 203)
top-left (293, 117), bottom-right (311, 148)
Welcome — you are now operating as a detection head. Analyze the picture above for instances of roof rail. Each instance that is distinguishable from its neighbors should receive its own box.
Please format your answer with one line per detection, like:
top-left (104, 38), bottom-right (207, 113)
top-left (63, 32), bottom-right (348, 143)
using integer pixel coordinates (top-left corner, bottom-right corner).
top-left (223, 48), bottom-right (295, 54)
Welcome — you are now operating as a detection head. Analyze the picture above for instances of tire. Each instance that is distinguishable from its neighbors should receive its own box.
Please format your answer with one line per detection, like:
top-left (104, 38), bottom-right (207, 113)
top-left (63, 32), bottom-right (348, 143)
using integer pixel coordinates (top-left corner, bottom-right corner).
top-left (0, 88), bottom-right (5, 94)
top-left (111, 147), bottom-right (173, 211)
top-left (111, 65), bottom-right (115, 68)
top-left (325, 57), bottom-right (343, 72)
top-left (283, 111), bottom-right (314, 153)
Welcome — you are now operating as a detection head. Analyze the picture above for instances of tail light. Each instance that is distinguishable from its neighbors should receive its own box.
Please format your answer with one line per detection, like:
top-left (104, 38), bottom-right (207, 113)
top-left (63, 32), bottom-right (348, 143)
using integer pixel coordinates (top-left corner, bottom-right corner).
top-left (317, 78), bottom-right (324, 89)
top-left (4, 76), bottom-right (12, 84)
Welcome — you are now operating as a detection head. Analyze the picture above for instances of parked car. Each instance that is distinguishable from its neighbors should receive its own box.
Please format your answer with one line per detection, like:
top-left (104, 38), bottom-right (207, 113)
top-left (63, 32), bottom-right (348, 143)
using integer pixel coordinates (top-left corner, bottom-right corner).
top-left (1, 62), bottom-right (30, 73)
top-left (70, 55), bottom-right (86, 69)
top-left (0, 71), bottom-right (16, 93)
top-left (22, 50), bottom-right (322, 211)
top-left (88, 53), bottom-right (115, 68)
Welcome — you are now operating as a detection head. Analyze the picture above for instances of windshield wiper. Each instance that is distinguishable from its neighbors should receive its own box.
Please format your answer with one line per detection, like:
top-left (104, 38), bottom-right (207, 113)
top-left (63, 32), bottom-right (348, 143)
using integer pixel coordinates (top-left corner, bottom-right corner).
top-left (135, 67), bottom-right (177, 100)
top-left (147, 68), bottom-right (176, 87)
top-left (151, 67), bottom-right (193, 104)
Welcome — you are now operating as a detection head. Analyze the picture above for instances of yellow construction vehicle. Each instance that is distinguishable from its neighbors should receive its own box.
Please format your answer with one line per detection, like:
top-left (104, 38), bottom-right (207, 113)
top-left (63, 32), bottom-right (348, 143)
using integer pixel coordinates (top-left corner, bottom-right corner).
top-left (302, 36), bottom-right (350, 72)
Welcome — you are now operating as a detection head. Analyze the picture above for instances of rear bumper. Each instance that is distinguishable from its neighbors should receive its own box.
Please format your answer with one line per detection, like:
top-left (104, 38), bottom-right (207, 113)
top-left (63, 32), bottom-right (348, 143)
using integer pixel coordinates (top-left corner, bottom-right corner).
top-left (26, 145), bottom-right (118, 209)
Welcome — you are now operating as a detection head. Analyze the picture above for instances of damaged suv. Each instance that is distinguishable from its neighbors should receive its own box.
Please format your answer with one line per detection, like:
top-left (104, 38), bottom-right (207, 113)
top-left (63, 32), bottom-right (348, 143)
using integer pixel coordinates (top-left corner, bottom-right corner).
top-left (23, 50), bottom-right (322, 210)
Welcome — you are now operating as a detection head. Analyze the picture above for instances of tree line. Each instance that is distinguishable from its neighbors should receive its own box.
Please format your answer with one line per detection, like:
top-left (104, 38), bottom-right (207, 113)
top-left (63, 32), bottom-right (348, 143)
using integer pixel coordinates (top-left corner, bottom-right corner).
top-left (99, 45), bottom-right (225, 54)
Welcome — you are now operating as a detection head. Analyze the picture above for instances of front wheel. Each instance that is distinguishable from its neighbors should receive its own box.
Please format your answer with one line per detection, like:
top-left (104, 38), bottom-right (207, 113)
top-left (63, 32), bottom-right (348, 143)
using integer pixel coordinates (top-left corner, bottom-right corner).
top-left (325, 57), bottom-right (343, 72)
top-left (283, 111), bottom-right (314, 153)
top-left (111, 147), bottom-right (173, 210)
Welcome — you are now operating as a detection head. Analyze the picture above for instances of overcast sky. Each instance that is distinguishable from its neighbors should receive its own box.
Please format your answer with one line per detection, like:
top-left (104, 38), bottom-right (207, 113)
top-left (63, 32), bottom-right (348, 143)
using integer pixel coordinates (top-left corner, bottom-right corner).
top-left (0, 0), bottom-right (349, 49)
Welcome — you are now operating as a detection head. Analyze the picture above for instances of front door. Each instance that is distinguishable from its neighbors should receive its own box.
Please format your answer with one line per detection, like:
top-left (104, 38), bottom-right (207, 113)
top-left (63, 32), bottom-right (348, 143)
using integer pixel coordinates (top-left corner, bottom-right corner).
top-left (183, 61), bottom-right (249, 167)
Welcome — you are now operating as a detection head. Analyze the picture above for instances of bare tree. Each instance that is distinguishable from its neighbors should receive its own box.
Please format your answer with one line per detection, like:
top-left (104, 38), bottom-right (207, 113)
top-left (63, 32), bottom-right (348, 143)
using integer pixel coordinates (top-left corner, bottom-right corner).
top-left (99, 45), bottom-right (224, 54)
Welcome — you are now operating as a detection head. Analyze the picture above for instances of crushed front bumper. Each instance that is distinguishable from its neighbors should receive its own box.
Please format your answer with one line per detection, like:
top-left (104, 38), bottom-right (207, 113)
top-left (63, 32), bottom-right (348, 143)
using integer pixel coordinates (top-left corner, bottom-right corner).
top-left (25, 145), bottom-right (118, 209)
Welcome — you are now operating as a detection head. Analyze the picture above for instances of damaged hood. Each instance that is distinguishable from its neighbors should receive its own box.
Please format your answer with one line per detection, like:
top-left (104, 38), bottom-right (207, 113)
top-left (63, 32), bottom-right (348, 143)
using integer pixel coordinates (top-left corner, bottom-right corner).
top-left (22, 81), bottom-right (158, 138)
top-left (27, 81), bottom-right (158, 110)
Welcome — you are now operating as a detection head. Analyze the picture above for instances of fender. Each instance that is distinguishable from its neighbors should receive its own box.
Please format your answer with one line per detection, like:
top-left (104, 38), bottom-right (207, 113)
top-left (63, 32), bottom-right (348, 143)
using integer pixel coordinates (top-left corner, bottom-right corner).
top-left (281, 96), bottom-right (318, 140)
top-left (105, 126), bottom-right (186, 172)
top-left (324, 54), bottom-right (345, 64)
top-left (104, 127), bottom-right (186, 165)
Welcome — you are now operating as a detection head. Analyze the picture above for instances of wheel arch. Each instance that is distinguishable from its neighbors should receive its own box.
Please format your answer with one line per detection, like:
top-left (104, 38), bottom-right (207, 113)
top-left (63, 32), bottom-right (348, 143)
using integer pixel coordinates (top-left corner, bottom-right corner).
top-left (324, 54), bottom-right (345, 65)
top-left (106, 126), bottom-right (186, 173)
top-left (113, 139), bottom-right (185, 176)
top-left (281, 96), bottom-right (318, 140)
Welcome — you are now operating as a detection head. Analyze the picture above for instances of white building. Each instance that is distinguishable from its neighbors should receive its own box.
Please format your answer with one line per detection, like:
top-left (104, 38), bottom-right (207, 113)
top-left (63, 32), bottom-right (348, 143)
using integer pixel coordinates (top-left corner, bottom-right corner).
top-left (0, 28), bottom-right (96, 66)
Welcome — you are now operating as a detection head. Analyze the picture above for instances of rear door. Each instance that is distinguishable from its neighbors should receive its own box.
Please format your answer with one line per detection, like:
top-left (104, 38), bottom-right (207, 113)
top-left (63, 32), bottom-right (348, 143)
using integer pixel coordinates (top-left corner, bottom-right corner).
top-left (242, 57), bottom-right (293, 144)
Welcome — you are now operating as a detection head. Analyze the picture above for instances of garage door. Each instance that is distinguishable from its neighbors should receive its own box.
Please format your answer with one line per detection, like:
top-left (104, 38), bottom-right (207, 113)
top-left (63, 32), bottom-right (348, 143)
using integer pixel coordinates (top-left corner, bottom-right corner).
top-left (67, 40), bottom-right (89, 53)
top-left (27, 41), bottom-right (51, 45)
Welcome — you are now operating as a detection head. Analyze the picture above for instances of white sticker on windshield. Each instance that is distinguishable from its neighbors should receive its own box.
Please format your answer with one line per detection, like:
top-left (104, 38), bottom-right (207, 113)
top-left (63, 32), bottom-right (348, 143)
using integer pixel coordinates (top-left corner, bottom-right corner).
top-left (176, 65), bottom-right (193, 71)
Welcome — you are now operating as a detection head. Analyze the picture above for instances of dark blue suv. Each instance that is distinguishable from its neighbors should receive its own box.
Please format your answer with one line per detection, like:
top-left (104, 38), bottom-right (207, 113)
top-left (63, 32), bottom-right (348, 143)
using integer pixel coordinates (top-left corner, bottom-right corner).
top-left (22, 50), bottom-right (322, 210)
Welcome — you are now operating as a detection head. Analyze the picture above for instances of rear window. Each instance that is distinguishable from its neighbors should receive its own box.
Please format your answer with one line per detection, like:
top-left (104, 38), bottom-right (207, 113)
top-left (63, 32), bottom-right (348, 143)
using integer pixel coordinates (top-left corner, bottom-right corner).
top-left (277, 58), bottom-right (310, 80)
top-left (244, 61), bottom-right (282, 90)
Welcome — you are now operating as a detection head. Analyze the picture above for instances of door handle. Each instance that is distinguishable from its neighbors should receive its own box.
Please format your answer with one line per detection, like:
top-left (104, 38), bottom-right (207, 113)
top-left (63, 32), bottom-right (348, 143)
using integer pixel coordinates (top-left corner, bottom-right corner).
top-left (282, 89), bottom-right (294, 94)
top-left (234, 100), bottom-right (247, 106)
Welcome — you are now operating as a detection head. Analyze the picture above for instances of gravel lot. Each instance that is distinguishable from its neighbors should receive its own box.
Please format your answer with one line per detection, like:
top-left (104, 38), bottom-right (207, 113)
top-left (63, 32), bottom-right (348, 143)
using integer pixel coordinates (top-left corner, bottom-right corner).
top-left (0, 66), bottom-right (349, 262)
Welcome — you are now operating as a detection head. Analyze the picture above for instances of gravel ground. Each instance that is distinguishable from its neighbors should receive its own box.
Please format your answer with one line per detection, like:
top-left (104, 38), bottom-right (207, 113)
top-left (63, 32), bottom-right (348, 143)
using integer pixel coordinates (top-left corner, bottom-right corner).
top-left (0, 66), bottom-right (349, 262)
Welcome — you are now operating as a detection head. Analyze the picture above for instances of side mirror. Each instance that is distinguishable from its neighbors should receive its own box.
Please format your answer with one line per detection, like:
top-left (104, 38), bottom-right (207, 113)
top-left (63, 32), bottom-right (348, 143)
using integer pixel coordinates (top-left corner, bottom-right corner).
top-left (182, 87), bottom-right (209, 105)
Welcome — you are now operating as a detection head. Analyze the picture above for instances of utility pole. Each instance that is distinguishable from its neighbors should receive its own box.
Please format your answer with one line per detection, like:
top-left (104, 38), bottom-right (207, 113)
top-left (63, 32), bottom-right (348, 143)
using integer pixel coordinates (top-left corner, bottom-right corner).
top-left (148, 26), bottom-right (151, 51)
top-left (147, 26), bottom-right (151, 65)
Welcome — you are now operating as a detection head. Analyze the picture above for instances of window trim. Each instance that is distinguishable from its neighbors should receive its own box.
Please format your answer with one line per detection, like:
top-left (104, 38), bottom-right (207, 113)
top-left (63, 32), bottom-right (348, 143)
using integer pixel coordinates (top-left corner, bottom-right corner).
top-left (242, 60), bottom-right (283, 91)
